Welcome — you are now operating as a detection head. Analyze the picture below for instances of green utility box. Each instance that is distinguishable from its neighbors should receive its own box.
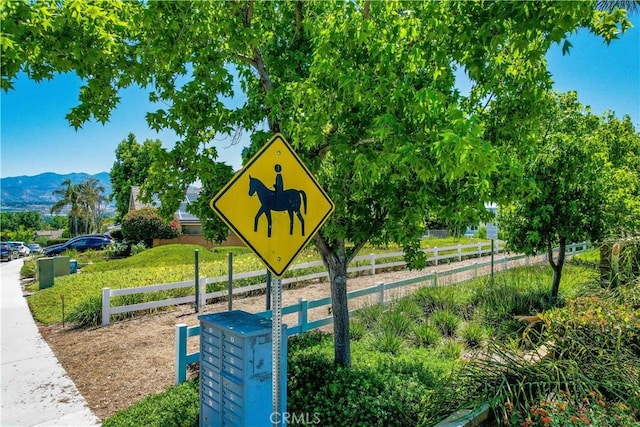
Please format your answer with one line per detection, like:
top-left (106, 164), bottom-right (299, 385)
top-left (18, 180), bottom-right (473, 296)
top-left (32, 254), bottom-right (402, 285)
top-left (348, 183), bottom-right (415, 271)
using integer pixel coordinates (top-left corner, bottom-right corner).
top-left (37, 258), bottom-right (55, 289)
top-left (53, 256), bottom-right (71, 277)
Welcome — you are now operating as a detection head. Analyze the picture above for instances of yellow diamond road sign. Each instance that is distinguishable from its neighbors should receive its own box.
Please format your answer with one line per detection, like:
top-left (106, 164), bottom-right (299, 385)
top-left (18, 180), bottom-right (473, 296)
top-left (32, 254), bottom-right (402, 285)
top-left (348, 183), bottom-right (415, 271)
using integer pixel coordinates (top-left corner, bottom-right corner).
top-left (210, 133), bottom-right (334, 277)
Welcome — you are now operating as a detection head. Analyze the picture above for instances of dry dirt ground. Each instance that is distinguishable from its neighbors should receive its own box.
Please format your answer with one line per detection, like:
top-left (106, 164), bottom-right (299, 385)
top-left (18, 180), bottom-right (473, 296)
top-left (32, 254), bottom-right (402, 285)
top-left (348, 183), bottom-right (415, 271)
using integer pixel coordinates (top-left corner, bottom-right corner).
top-left (37, 254), bottom-right (542, 421)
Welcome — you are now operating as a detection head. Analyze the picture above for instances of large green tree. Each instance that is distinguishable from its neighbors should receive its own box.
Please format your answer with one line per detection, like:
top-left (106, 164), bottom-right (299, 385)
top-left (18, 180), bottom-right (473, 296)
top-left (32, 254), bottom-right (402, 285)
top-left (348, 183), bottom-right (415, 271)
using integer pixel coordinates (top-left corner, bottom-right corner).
top-left (1, 0), bottom-right (630, 365)
top-left (593, 113), bottom-right (640, 234)
top-left (110, 133), bottom-right (162, 221)
top-left (500, 92), bottom-right (640, 302)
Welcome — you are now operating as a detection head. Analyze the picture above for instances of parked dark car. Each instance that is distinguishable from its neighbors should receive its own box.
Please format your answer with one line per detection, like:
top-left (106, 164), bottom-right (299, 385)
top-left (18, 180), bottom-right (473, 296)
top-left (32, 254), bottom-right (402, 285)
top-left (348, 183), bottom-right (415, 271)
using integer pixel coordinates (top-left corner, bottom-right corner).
top-left (28, 243), bottom-right (43, 254)
top-left (43, 234), bottom-right (114, 256)
top-left (1, 243), bottom-right (18, 261)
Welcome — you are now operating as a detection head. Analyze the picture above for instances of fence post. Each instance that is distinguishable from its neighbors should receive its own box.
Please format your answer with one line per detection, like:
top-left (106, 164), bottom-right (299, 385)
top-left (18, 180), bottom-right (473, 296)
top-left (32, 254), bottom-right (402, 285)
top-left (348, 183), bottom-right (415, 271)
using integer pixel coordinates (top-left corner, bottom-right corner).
top-left (434, 247), bottom-right (439, 266)
top-left (376, 282), bottom-right (385, 305)
top-left (228, 252), bottom-right (233, 311)
top-left (502, 255), bottom-right (508, 271)
top-left (478, 242), bottom-right (482, 257)
top-left (199, 277), bottom-right (206, 310)
top-left (175, 324), bottom-right (188, 385)
top-left (298, 299), bottom-right (308, 333)
top-left (194, 250), bottom-right (200, 313)
top-left (457, 244), bottom-right (462, 262)
top-left (370, 253), bottom-right (376, 275)
top-left (432, 270), bottom-right (438, 287)
top-left (472, 262), bottom-right (478, 279)
top-left (102, 287), bottom-right (110, 326)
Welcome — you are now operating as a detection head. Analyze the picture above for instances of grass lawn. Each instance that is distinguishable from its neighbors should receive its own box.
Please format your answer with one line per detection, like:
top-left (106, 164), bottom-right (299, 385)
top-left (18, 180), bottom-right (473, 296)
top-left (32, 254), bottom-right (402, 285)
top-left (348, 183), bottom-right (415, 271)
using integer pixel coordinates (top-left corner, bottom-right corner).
top-left (27, 237), bottom-right (486, 325)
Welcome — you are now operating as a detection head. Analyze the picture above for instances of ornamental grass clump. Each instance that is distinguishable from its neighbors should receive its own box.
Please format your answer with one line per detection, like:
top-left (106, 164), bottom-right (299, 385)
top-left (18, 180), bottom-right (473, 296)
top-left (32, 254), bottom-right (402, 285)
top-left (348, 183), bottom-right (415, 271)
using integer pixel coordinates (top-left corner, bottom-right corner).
top-left (460, 322), bottom-right (487, 349)
top-left (430, 309), bottom-right (461, 337)
top-left (413, 323), bottom-right (441, 348)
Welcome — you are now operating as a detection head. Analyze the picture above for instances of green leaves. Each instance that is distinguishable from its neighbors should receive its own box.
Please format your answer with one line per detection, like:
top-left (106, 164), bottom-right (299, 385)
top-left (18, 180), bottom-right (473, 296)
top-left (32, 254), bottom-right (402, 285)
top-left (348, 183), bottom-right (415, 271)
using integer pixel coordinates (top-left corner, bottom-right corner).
top-left (501, 91), bottom-right (640, 264)
top-left (4, 0), bottom-right (635, 365)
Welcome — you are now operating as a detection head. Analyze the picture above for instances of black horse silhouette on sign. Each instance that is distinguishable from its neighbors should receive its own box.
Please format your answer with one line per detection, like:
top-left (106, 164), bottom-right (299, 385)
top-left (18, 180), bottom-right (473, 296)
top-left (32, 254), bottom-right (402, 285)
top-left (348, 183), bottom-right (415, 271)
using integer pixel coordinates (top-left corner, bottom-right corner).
top-left (249, 176), bottom-right (307, 237)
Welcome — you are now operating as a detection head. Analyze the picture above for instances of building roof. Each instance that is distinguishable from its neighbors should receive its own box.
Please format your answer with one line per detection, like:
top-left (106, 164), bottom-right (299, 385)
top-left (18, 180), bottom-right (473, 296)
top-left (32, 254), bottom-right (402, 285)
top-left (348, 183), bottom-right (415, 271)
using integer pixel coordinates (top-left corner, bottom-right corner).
top-left (175, 188), bottom-right (202, 224)
top-left (128, 186), bottom-right (159, 212)
top-left (129, 186), bottom-right (202, 225)
top-left (34, 229), bottom-right (64, 240)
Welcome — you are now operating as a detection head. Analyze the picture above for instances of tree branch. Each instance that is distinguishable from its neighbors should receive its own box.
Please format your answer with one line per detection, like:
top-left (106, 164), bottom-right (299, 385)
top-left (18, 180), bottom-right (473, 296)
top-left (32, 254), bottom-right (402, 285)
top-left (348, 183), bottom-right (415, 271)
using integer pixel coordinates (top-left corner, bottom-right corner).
top-left (480, 92), bottom-right (495, 115)
top-left (363, 0), bottom-right (371, 19)
top-left (231, 52), bottom-right (256, 67)
top-left (243, 0), bottom-right (254, 27)
top-left (295, 0), bottom-right (304, 40)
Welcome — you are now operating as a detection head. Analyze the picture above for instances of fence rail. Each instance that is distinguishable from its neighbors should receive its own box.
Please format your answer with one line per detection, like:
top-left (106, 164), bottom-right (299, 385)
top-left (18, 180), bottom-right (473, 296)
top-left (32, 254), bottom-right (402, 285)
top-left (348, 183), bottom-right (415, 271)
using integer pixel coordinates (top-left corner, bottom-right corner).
top-left (174, 242), bottom-right (590, 384)
top-left (101, 241), bottom-right (503, 326)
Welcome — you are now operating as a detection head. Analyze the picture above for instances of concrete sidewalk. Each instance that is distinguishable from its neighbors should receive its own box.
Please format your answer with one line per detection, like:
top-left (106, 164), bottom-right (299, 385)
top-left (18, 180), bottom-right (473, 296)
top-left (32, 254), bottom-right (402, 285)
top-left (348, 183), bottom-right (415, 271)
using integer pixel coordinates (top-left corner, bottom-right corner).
top-left (1, 259), bottom-right (100, 427)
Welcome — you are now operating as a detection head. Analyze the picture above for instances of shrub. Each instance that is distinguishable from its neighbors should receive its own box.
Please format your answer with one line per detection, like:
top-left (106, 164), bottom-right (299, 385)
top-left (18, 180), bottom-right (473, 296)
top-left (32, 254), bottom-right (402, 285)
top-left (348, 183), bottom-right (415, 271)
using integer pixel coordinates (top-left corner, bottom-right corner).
top-left (367, 329), bottom-right (404, 355)
top-left (130, 242), bottom-right (147, 256)
top-left (103, 378), bottom-right (199, 427)
top-left (287, 352), bottom-right (426, 426)
top-left (540, 292), bottom-right (640, 357)
top-left (106, 243), bottom-right (130, 259)
top-left (66, 295), bottom-right (102, 328)
top-left (431, 310), bottom-right (461, 337)
top-left (349, 320), bottom-right (366, 341)
top-left (474, 225), bottom-right (487, 239)
top-left (379, 309), bottom-right (414, 338)
top-left (460, 322), bottom-right (486, 349)
top-left (412, 285), bottom-right (473, 318)
top-left (121, 207), bottom-right (180, 247)
top-left (436, 339), bottom-right (463, 360)
top-left (20, 259), bottom-right (37, 279)
top-left (413, 323), bottom-right (440, 348)
top-left (391, 297), bottom-right (423, 322)
top-left (355, 303), bottom-right (385, 329)
top-left (109, 229), bottom-right (124, 241)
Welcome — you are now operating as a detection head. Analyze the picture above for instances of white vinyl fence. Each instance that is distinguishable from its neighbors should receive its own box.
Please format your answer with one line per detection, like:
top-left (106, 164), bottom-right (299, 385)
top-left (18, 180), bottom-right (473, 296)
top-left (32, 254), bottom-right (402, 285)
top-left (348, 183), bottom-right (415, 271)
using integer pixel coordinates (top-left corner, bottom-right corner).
top-left (101, 241), bottom-right (503, 326)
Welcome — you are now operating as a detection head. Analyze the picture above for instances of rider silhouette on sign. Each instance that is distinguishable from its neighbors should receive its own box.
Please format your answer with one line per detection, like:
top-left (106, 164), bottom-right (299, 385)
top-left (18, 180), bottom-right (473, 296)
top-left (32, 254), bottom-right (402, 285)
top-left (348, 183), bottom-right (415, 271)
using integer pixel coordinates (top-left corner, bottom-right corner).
top-left (274, 164), bottom-right (284, 194)
top-left (249, 164), bottom-right (307, 238)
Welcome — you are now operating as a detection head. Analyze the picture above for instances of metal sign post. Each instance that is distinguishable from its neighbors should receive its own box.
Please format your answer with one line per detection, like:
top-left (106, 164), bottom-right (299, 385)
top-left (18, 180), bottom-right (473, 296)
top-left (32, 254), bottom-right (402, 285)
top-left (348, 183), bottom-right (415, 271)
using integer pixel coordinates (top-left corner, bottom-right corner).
top-left (271, 275), bottom-right (282, 426)
top-left (266, 270), bottom-right (272, 311)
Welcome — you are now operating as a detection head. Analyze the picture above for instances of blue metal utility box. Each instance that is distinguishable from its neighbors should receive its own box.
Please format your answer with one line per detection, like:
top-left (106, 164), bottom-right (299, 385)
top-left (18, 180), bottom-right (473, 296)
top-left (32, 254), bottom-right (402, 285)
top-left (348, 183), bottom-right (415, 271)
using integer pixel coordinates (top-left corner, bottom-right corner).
top-left (199, 310), bottom-right (287, 427)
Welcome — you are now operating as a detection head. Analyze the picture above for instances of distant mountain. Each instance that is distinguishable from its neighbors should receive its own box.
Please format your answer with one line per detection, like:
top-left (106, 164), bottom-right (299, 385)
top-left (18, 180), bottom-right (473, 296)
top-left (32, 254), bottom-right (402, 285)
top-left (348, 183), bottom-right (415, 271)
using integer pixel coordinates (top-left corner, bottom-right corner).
top-left (0, 172), bottom-right (113, 211)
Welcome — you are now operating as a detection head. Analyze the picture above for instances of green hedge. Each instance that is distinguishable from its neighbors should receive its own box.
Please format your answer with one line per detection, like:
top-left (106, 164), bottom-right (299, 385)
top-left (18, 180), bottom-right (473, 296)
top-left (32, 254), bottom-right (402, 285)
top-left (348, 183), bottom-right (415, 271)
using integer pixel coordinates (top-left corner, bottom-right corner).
top-left (103, 379), bottom-right (199, 427)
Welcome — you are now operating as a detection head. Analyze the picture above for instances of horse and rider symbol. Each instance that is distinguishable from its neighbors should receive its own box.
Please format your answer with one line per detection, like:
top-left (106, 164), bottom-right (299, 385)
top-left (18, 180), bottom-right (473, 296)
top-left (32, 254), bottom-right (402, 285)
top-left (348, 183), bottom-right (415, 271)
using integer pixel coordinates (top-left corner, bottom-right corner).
top-left (249, 164), bottom-right (307, 238)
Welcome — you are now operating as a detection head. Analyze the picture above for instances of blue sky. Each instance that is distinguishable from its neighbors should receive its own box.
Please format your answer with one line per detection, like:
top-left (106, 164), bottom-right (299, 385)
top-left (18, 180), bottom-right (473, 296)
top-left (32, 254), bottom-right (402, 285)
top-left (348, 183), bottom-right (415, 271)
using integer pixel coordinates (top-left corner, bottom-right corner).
top-left (1, 16), bottom-right (638, 178)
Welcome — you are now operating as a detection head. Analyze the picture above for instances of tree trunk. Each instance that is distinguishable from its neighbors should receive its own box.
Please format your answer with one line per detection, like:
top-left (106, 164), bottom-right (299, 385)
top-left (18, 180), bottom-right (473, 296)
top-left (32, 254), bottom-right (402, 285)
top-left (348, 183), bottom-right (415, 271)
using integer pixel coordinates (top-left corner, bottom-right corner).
top-left (600, 242), bottom-right (612, 285)
top-left (327, 254), bottom-right (350, 366)
top-left (315, 234), bottom-right (351, 366)
top-left (547, 237), bottom-right (566, 304)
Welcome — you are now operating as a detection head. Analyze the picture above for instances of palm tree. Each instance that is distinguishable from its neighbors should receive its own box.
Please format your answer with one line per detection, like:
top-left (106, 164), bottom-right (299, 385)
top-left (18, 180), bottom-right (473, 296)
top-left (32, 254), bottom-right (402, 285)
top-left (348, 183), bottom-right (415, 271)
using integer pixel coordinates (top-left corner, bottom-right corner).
top-left (51, 179), bottom-right (82, 236)
top-left (597, 0), bottom-right (639, 13)
top-left (78, 177), bottom-right (106, 233)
